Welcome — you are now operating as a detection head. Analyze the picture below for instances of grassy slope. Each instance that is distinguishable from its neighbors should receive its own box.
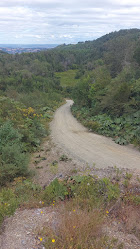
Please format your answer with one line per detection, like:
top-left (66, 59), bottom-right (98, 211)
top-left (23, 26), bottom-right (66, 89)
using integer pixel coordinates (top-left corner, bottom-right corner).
top-left (55, 70), bottom-right (79, 87)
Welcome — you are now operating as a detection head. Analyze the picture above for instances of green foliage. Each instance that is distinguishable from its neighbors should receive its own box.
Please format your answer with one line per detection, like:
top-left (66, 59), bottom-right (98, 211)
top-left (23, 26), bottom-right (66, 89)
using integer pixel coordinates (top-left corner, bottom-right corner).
top-left (0, 179), bottom-right (42, 226)
top-left (134, 46), bottom-right (140, 66)
top-left (0, 121), bottom-right (29, 185)
top-left (125, 172), bottom-right (132, 180)
top-left (14, 179), bottom-right (41, 202)
top-left (72, 106), bottom-right (140, 148)
top-left (129, 195), bottom-right (140, 205)
top-left (0, 120), bottom-right (22, 150)
top-left (73, 176), bottom-right (120, 207)
top-left (59, 154), bottom-right (69, 161)
top-left (0, 188), bottom-right (18, 225)
top-left (84, 120), bottom-right (100, 131)
top-left (65, 31), bottom-right (140, 149)
top-left (43, 179), bottom-right (68, 203)
top-left (43, 176), bottom-right (120, 208)
top-left (0, 90), bottom-right (63, 186)
top-left (55, 70), bottom-right (79, 87)
top-left (98, 178), bottom-right (120, 201)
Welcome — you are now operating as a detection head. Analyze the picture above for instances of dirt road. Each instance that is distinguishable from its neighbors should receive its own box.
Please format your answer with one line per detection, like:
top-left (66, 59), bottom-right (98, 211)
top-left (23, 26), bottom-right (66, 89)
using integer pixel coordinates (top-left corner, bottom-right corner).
top-left (51, 100), bottom-right (140, 170)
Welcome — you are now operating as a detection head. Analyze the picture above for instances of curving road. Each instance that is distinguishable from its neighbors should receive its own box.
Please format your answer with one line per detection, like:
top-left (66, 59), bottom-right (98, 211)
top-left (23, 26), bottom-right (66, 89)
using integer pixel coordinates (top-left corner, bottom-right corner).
top-left (51, 100), bottom-right (140, 170)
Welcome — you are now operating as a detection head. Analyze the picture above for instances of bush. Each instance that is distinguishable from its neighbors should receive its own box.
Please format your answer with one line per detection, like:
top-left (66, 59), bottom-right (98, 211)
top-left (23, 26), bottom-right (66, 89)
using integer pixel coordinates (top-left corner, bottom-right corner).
top-left (0, 121), bottom-right (23, 150)
top-left (43, 179), bottom-right (68, 204)
top-left (0, 122), bottom-right (29, 185)
top-left (42, 176), bottom-right (120, 209)
top-left (72, 105), bottom-right (140, 148)
top-left (0, 188), bottom-right (18, 225)
top-left (85, 120), bottom-right (100, 131)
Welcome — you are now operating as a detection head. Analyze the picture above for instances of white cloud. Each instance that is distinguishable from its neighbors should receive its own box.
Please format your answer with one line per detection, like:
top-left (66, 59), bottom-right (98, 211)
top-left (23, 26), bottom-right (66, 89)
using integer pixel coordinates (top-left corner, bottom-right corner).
top-left (0, 0), bottom-right (140, 44)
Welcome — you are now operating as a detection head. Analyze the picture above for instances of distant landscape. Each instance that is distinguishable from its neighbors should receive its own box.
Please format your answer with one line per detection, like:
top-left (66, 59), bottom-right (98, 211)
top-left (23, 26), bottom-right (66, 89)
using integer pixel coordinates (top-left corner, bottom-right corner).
top-left (0, 44), bottom-right (58, 54)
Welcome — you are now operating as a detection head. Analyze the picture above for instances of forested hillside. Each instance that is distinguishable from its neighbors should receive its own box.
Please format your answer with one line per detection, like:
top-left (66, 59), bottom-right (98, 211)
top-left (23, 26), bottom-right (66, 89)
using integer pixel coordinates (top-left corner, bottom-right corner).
top-left (0, 28), bottom-right (140, 187)
top-left (0, 49), bottom-right (63, 186)
top-left (59, 29), bottom-right (140, 147)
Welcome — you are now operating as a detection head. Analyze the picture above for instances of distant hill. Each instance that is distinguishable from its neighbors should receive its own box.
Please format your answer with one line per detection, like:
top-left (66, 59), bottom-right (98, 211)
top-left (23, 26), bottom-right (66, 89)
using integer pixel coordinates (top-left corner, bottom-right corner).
top-left (53, 28), bottom-right (140, 77)
top-left (0, 44), bottom-right (59, 54)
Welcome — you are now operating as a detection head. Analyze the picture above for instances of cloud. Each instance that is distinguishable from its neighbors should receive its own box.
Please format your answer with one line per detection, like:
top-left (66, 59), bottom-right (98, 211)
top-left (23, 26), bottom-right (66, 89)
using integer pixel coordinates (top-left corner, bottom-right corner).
top-left (0, 0), bottom-right (140, 44)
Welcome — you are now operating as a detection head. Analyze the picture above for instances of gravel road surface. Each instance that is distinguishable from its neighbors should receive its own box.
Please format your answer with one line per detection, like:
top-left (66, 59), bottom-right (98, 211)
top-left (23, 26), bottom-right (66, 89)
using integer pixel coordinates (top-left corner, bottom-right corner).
top-left (51, 100), bottom-right (140, 170)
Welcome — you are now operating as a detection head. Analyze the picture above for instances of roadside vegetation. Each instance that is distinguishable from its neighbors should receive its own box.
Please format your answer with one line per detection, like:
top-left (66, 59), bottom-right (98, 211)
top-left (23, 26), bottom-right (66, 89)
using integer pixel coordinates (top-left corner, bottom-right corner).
top-left (0, 174), bottom-right (139, 248)
top-left (0, 93), bottom-right (63, 187)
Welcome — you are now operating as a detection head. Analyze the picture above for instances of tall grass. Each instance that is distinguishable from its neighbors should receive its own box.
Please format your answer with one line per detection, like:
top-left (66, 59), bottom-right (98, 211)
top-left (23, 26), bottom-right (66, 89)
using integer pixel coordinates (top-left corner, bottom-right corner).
top-left (42, 201), bottom-right (105, 249)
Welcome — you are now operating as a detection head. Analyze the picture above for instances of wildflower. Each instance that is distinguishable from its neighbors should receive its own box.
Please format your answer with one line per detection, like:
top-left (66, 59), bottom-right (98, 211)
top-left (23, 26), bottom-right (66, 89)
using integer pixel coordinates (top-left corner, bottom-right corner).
top-left (73, 226), bottom-right (76, 229)
top-left (42, 201), bottom-right (44, 205)
top-left (39, 238), bottom-right (43, 241)
top-left (73, 209), bottom-right (76, 212)
top-left (41, 211), bottom-right (43, 214)
top-left (52, 239), bottom-right (55, 243)
top-left (106, 210), bottom-right (109, 214)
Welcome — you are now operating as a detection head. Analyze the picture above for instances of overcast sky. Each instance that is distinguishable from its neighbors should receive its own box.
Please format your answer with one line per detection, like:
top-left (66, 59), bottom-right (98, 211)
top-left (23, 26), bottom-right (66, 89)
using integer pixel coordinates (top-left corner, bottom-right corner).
top-left (0, 0), bottom-right (140, 44)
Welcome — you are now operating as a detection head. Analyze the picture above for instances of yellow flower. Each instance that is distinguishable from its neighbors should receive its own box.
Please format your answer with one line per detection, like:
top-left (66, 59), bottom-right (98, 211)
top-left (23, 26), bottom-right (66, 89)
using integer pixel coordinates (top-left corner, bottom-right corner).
top-left (42, 201), bottom-right (44, 205)
top-left (73, 226), bottom-right (76, 229)
top-left (41, 211), bottom-right (43, 214)
top-left (52, 239), bottom-right (55, 243)
top-left (106, 210), bottom-right (109, 214)
top-left (73, 209), bottom-right (76, 212)
top-left (40, 238), bottom-right (43, 241)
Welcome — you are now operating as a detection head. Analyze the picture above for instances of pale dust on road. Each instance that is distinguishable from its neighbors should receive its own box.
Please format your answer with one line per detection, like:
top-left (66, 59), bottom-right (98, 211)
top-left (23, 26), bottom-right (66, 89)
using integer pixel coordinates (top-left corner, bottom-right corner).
top-left (51, 100), bottom-right (140, 171)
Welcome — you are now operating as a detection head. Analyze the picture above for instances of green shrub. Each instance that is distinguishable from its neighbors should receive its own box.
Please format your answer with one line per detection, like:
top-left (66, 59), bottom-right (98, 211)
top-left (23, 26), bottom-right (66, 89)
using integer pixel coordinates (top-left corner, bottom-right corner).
top-left (72, 105), bottom-right (140, 148)
top-left (0, 188), bottom-right (18, 225)
top-left (42, 176), bottom-right (120, 209)
top-left (14, 179), bottom-right (42, 203)
top-left (43, 179), bottom-right (68, 204)
top-left (72, 176), bottom-right (120, 207)
top-left (20, 118), bottom-right (46, 151)
top-left (85, 120), bottom-right (100, 131)
top-left (0, 121), bottom-right (23, 150)
top-left (0, 122), bottom-right (29, 185)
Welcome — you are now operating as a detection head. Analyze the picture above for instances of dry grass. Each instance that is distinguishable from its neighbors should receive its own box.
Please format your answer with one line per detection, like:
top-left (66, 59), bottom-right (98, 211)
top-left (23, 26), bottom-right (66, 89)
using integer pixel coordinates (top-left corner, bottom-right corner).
top-left (108, 189), bottom-right (140, 241)
top-left (40, 200), bottom-right (109, 249)
top-left (113, 204), bottom-right (140, 240)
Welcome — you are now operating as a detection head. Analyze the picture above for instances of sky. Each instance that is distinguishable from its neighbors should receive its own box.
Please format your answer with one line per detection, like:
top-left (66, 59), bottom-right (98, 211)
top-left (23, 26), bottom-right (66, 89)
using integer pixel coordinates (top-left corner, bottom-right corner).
top-left (0, 0), bottom-right (140, 44)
